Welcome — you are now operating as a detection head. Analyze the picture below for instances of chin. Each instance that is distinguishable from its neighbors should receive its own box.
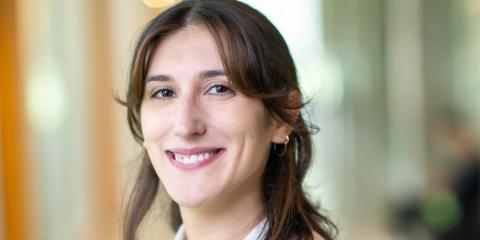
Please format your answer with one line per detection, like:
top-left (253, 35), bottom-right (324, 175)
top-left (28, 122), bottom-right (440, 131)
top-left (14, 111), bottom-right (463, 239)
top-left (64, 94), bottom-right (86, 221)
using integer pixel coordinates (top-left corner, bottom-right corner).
top-left (171, 194), bottom-right (211, 209)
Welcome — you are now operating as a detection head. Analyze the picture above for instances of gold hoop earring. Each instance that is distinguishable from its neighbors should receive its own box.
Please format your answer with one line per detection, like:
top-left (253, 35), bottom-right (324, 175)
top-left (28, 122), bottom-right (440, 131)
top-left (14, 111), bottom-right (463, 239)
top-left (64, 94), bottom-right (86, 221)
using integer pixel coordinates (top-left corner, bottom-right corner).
top-left (273, 135), bottom-right (289, 156)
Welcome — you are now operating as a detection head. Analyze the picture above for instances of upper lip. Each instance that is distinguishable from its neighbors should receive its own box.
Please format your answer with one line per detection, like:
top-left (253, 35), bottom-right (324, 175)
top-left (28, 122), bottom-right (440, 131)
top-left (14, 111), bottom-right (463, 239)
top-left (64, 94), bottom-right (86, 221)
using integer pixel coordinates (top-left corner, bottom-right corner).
top-left (166, 147), bottom-right (223, 155)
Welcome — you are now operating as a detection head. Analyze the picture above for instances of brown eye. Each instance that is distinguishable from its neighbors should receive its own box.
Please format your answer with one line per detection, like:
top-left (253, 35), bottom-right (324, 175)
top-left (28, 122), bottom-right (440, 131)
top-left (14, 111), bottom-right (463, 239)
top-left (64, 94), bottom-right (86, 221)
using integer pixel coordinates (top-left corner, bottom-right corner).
top-left (206, 84), bottom-right (233, 96)
top-left (153, 88), bottom-right (175, 98)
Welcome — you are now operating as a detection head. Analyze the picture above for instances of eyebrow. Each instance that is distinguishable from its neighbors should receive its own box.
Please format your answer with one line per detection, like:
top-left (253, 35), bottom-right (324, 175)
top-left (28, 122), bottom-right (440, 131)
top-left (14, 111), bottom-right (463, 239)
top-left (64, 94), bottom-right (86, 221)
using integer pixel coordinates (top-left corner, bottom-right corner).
top-left (200, 69), bottom-right (226, 78)
top-left (146, 69), bottom-right (226, 82)
top-left (146, 75), bottom-right (170, 82)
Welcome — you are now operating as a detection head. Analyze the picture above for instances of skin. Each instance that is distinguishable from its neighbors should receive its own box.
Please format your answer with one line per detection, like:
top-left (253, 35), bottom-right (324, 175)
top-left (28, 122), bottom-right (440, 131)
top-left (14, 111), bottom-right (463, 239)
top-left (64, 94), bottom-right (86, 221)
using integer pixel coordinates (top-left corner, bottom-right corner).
top-left (140, 24), bottom-right (291, 240)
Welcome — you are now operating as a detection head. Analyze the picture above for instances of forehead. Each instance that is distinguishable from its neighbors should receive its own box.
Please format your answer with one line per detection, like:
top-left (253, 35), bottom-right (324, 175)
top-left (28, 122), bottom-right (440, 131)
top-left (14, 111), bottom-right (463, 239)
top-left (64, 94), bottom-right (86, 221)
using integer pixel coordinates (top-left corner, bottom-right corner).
top-left (147, 24), bottom-right (223, 75)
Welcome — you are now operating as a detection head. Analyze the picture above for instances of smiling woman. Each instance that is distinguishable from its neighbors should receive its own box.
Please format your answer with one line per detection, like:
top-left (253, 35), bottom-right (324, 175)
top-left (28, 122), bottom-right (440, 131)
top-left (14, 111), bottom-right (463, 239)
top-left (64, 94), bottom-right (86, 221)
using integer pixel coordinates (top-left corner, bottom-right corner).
top-left (142, 25), bottom-right (280, 211)
top-left (121, 1), bottom-right (337, 240)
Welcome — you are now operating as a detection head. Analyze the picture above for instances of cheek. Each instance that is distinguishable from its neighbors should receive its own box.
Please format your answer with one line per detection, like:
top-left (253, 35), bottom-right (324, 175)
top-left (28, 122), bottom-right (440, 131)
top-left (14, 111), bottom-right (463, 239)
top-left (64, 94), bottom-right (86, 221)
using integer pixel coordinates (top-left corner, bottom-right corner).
top-left (218, 102), bottom-right (271, 136)
top-left (140, 107), bottom-right (168, 141)
top-left (140, 108), bottom-right (169, 175)
top-left (213, 101), bottom-right (273, 169)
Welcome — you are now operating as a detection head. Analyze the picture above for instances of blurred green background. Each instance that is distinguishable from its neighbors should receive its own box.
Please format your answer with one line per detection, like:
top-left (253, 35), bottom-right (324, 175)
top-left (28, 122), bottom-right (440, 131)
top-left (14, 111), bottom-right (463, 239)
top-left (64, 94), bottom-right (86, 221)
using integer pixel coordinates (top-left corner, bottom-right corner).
top-left (0, 0), bottom-right (478, 239)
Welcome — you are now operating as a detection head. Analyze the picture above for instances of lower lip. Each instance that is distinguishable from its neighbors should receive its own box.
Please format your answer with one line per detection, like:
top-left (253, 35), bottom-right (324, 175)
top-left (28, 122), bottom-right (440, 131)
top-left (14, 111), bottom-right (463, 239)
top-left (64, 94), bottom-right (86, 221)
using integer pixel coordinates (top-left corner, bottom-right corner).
top-left (168, 149), bottom-right (225, 171)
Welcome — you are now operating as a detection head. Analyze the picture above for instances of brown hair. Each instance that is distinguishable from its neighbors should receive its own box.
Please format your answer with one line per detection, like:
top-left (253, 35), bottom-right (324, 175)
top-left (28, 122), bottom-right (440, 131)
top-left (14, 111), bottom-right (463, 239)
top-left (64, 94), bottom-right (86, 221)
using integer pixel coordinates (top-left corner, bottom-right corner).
top-left (121, 0), bottom-right (337, 239)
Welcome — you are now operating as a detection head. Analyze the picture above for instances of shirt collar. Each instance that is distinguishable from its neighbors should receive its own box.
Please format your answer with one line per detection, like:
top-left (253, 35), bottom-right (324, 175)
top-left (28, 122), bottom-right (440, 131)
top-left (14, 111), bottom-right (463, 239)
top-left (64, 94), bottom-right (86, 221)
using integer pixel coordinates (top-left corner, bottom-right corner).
top-left (174, 218), bottom-right (268, 240)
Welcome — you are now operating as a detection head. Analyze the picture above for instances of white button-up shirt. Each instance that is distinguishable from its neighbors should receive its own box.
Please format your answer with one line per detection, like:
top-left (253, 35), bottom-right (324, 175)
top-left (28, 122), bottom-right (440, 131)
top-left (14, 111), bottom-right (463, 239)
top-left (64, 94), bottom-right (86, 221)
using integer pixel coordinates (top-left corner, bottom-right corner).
top-left (173, 218), bottom-right (268, 240)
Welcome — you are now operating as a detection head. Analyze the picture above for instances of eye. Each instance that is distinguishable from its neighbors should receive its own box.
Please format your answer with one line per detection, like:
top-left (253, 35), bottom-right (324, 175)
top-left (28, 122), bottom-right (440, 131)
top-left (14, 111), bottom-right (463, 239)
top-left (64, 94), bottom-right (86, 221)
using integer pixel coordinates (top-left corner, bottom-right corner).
top-left (152, 88), bottom-right (175, 99)
top-left (206, 84), bottom-right (234, 96)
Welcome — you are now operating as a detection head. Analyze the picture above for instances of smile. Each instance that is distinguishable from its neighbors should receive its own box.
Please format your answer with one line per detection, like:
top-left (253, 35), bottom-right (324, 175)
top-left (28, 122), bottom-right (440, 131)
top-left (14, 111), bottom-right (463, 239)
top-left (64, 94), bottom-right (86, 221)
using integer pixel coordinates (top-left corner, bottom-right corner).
top-left (174, 150), bottom-right (219, 164)
top-left (166, 148), bottom-right (225, 170)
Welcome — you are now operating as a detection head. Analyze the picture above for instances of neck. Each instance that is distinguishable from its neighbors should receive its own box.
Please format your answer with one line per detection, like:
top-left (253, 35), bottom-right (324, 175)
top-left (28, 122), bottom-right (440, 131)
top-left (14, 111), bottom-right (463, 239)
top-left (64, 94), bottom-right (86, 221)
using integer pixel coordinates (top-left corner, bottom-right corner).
top-left (179, 185), bottom-right (265, 240)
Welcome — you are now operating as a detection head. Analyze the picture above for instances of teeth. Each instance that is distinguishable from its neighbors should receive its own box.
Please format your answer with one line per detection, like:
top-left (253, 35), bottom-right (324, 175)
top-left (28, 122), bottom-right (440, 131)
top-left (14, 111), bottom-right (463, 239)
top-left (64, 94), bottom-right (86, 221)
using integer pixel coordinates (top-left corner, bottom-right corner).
top-left (174, 151), bottom-right (216, 164)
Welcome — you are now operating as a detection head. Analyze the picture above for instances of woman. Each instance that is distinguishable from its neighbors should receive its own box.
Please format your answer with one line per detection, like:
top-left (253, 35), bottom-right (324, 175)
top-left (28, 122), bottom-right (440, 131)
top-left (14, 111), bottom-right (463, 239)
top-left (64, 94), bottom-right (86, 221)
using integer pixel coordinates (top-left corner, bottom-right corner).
top-left (122, 0), bottom-right (337, 239)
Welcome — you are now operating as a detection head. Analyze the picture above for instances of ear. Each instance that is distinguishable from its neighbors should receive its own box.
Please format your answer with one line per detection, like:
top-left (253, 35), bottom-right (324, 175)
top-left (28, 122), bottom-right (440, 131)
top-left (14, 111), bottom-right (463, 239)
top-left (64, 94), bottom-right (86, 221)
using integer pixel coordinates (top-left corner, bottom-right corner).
top-left (271, 91), bottom-right (301, 144)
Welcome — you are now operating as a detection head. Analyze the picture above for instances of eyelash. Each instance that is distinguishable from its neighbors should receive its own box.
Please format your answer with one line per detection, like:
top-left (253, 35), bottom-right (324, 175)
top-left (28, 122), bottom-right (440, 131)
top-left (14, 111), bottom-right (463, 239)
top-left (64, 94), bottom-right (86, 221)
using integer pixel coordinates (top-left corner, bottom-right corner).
top-left (152, 88), bottom-right (175, 98)
top-left (151, 84), bottom-right (234, 99)
top-left (206, 84), bottom-right (233, 96)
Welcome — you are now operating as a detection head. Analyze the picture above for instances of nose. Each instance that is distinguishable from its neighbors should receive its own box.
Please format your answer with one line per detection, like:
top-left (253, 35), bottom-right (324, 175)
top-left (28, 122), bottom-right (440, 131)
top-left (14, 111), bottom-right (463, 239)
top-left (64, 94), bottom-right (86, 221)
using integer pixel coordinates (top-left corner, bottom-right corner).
top-left (173, 95), bottom-right (206, 138)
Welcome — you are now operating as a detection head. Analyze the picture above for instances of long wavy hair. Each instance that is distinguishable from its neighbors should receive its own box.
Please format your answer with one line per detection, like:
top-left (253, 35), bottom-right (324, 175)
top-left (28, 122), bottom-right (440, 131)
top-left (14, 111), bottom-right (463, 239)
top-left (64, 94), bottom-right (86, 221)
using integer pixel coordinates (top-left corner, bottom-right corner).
top-left (121, 0), bottom-right (337, 239)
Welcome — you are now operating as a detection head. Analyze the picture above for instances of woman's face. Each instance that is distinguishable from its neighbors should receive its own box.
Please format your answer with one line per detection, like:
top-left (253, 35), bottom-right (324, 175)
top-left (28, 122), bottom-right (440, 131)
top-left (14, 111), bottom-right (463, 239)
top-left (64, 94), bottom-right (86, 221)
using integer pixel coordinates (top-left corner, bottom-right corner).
top-left (140, 25), bottom-right (287, 208)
